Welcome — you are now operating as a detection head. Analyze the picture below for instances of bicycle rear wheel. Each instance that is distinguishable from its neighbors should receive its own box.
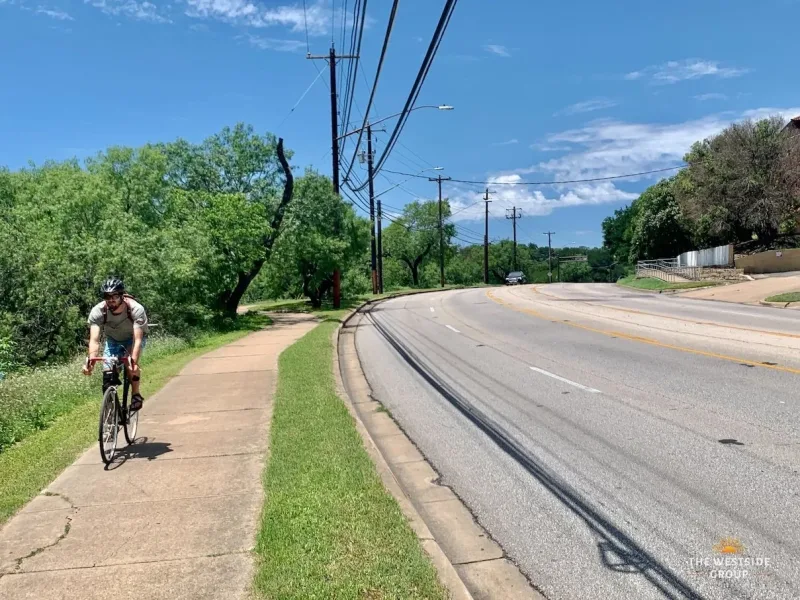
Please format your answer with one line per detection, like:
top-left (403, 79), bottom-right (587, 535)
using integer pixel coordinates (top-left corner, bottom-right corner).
top-left (99, 387), bottom-right (119, 465)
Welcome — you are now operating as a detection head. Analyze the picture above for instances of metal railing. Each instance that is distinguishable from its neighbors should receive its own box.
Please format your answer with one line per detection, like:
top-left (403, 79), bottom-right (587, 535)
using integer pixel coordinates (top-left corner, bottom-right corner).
top-left (636, 259), bottom-right (701, 282)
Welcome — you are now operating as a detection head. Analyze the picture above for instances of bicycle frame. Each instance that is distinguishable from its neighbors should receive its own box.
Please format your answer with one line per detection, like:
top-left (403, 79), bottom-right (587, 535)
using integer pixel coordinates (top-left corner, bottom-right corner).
top-left (86, 353), bottom-right (136, 423)
top-left (88, 351), bottom-right (141, 465)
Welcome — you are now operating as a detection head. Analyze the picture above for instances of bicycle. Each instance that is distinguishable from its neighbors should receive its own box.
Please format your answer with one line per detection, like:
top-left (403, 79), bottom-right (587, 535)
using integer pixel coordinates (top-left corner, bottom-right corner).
top-left (85, 353), bottom-right (140, 465)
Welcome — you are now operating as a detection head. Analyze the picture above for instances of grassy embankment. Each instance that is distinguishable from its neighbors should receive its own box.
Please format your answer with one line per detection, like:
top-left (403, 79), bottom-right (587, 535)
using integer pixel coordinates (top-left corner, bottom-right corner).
top-left (617, 276), bottom-right (720, 291)
top-left (253, 305), bottom-right (447, 599)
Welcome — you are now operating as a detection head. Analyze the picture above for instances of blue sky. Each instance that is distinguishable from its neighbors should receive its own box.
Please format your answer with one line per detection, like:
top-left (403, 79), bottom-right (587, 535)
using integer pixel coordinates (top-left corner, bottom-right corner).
top-left (2, 0), bottom-right (799, 249)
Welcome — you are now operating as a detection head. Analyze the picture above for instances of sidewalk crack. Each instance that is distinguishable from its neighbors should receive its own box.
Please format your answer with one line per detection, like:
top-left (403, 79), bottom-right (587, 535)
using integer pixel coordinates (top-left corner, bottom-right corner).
top-left (14, 513), bottom-right (75, 573)
top-left (43, 491), bottom-right (76, 508)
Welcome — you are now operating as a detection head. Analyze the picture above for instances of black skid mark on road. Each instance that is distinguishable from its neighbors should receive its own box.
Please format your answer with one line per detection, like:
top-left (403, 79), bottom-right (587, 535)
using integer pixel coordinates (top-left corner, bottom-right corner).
top-left (368, 309), bottom-right (708, 600)
top-left (718, 439), bottom-right (745, 446)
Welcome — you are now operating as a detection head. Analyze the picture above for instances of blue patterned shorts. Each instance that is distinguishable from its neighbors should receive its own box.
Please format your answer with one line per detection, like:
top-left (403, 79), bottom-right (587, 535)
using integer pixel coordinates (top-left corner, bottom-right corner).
top-left (102, 337), bottom-right (146, 371)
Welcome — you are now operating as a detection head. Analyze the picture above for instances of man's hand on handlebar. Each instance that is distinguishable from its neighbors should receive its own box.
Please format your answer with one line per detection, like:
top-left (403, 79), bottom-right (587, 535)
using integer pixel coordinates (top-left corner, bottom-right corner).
top-left (82, 357), bottom-right (93, 376)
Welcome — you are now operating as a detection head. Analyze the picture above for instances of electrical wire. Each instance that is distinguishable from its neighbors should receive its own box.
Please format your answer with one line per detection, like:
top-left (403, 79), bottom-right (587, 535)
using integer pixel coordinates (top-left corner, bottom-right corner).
top-left (338, 0), bottom-right (367, 164)
top-left (339, 0), bottom-right (364, 139)
top-left (363, 0), bottom-right (459, 185)
top-left (341, 0), bottom-right (399, 186)
top-left (383, 165), bottom-right (685, 186)
top-left (447, 200), bottom-right (481, 218)
top-left (302, 0), bottom-right (310, 54)
top-left (274, 67), bottom-right (328, 132)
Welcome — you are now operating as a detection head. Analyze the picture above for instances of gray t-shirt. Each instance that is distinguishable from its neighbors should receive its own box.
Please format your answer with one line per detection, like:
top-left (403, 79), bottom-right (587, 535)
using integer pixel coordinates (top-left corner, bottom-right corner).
top-left (88, 298), bottom-right (148, 342)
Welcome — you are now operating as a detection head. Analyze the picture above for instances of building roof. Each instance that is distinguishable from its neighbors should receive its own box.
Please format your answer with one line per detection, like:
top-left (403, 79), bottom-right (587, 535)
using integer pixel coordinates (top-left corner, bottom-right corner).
top-left (784, 115), bottom-right (800, 132)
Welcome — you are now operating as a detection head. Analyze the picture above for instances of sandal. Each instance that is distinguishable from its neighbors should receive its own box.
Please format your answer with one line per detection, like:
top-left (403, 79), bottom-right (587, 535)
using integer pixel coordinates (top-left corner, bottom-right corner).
top-left (130, 394), bottom-right (144, 412)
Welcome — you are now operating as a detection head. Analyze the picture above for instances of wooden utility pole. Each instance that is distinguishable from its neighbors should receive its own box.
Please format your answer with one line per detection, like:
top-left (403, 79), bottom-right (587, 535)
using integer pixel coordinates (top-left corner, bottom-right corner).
top-left (307, 45), bottom-right (358, 308)
top-left (377, 199), bottom-right (384, 293)
top-left (505, 207), bottom-right (522, 271)
top-left (543, 231), bottom-right (556, 283)
top-left (429, 174), bottom-right (452, 287)
top-left (483, 188), bottom-right (492, 284)
top-left (366, 125), bottom-right (378, 294)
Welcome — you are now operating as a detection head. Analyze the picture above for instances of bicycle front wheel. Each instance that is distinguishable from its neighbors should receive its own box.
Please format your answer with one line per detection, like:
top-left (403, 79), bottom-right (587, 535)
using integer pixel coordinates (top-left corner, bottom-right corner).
top-left (99, 387), bottom-right (119, 465)
top-left (124, 404), bottom-right (138, 445)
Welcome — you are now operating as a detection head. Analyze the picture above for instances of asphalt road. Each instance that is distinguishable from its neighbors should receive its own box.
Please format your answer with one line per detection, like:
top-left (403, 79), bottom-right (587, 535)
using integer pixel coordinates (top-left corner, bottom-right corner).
top-left (354, 285), bottom-right (800, 600)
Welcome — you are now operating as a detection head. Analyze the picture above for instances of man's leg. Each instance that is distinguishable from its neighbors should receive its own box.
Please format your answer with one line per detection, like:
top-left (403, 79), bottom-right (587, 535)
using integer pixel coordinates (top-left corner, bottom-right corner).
top-left (127, 337), bottom-right (146, 411)
top-left (102, 339), bottom-right (122, 392)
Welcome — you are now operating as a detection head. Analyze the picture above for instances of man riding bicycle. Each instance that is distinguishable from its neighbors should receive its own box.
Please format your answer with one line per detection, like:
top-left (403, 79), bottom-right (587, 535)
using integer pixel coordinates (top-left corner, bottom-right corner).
top-left (82, 278), bottom-right (149, 412)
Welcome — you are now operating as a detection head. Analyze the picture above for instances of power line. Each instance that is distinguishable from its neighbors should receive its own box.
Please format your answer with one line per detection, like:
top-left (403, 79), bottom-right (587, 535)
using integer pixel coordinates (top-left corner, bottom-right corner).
top-left (448, 200), bottom-right (481, 218)
top-left (274, 67), bottom-right (328, 132)
top-left (341, 0), bottom-right (399, 186)
top-left (383, 165), bottom-right (685, 186)
top-left (365, 0), bottom-right (459, 183)
top-left (338, 0), bottom-right (366, 145)
top-left (398, 141), bottom-right (436, 169)
top-left (302, 0), bottom-right (310, 54)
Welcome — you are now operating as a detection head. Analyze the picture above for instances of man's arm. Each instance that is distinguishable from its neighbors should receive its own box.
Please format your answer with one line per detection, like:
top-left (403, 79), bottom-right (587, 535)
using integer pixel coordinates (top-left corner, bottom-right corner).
top-left (88, 324), bottom-right (101, 357)
top-left (131, 326), bottom-right (143, 365)
top-left (83, 324), bottom-right (102, 375)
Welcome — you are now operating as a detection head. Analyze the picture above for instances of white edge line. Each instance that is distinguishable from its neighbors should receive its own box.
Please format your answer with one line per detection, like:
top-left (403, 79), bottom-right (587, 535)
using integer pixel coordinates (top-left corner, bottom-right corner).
top-left (445, 324), bottom-right (461, 333)
top-left (529, 366), bottom-right (601, 393)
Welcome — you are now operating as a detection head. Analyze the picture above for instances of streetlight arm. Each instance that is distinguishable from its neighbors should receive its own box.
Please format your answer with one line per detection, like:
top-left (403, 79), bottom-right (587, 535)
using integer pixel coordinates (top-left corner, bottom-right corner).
top-left (337, 105), bottom-right (453, 140)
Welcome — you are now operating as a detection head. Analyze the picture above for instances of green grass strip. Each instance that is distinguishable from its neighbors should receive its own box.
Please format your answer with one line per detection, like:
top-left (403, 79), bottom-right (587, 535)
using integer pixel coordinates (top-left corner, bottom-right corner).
top-left (618, 276), bottom-right (720, 291)
top-left (0, 324), bottom-right (267, 525)
top-left (254, 321), bottom-right (447, 600)
top-left (765, 292), bottom-right (800, 303)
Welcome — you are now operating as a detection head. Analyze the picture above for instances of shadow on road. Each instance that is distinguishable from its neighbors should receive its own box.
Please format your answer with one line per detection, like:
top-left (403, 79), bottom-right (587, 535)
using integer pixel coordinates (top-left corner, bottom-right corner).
top-left (105, 437), bottom-right (173, 470)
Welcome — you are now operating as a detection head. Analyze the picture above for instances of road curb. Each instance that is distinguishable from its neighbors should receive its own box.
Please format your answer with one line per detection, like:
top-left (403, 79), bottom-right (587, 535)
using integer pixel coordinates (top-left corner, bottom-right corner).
top-left (333, 291), bottom-right (544, 600)
top-left (615, 283), bottom-right (686, 295)
top-left (758, 300), bottom-right (794, 309)
top-left (331, 299), bottom-right (473, 600)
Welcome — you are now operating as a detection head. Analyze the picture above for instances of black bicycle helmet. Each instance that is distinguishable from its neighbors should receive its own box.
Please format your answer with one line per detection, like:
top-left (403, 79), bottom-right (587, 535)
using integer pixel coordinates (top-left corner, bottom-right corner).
top-left (100, 277), bottom-right (125, 295)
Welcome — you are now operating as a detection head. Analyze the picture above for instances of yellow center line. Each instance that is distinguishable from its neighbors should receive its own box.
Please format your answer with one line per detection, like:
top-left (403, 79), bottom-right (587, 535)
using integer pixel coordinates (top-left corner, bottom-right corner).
top-left (526, 285), bottom-right (800, 341)
top-left (486, 289), bottom-right (800, 376)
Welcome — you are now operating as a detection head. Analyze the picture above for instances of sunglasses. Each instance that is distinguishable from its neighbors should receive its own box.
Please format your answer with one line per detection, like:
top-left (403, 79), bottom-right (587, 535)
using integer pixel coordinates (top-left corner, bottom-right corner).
top-left (104, 294), bottom-right (122, 302)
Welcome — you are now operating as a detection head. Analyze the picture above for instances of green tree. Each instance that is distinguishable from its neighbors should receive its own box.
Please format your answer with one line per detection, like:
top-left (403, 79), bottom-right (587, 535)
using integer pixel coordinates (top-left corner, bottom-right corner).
top-left (268, 170), bottom-right (369, 307)
top-left (160, 124), bottom-right (294, 315)
top-left (602, 204), bottom-right (637, 265)
top-left (629, 178), bottom-right (694, 261)
top-left (382, 200), bottom-right (454, 286)
top-left (678, 116), bottom-right (800, 245)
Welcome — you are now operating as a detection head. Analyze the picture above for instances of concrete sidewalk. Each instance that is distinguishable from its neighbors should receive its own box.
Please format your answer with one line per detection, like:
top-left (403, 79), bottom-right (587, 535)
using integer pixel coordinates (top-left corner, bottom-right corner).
top-left (680, 274), bottom-right (800, 303)
top-left (0, 313), bottom-right (317, 600)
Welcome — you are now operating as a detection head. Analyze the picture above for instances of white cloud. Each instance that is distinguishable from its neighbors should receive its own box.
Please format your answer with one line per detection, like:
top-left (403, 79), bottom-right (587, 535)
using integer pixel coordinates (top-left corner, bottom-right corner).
top-left (185, 0), bottom-right (352, 36)
top-left (86, 0), bottom-right (171, 23)
top-left (37, 6), bottom-right (74, 19)
top-left (241, 34), bottom-right (305, 52)
top-left (447, 106), bottom-right (800, 222)
top-left (694, 93), bottom-right (727, 101)
top-left (484, 44), bottom-right (510, 57)
top-left (447, 177), bottom-right (637, 222)
top-left (490, 139), bottom-right (519, 147)
top-left (625, 59), bottom-right (749, 84)
top-left (741, 106), bottom-right (800, 121)
top-left (555, 98), bottom-right (617, 116)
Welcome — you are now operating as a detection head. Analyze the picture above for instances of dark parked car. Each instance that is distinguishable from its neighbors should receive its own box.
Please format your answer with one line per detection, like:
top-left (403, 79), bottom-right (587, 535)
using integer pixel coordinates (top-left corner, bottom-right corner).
top-left (505, 271), bottom-right (526, 285)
